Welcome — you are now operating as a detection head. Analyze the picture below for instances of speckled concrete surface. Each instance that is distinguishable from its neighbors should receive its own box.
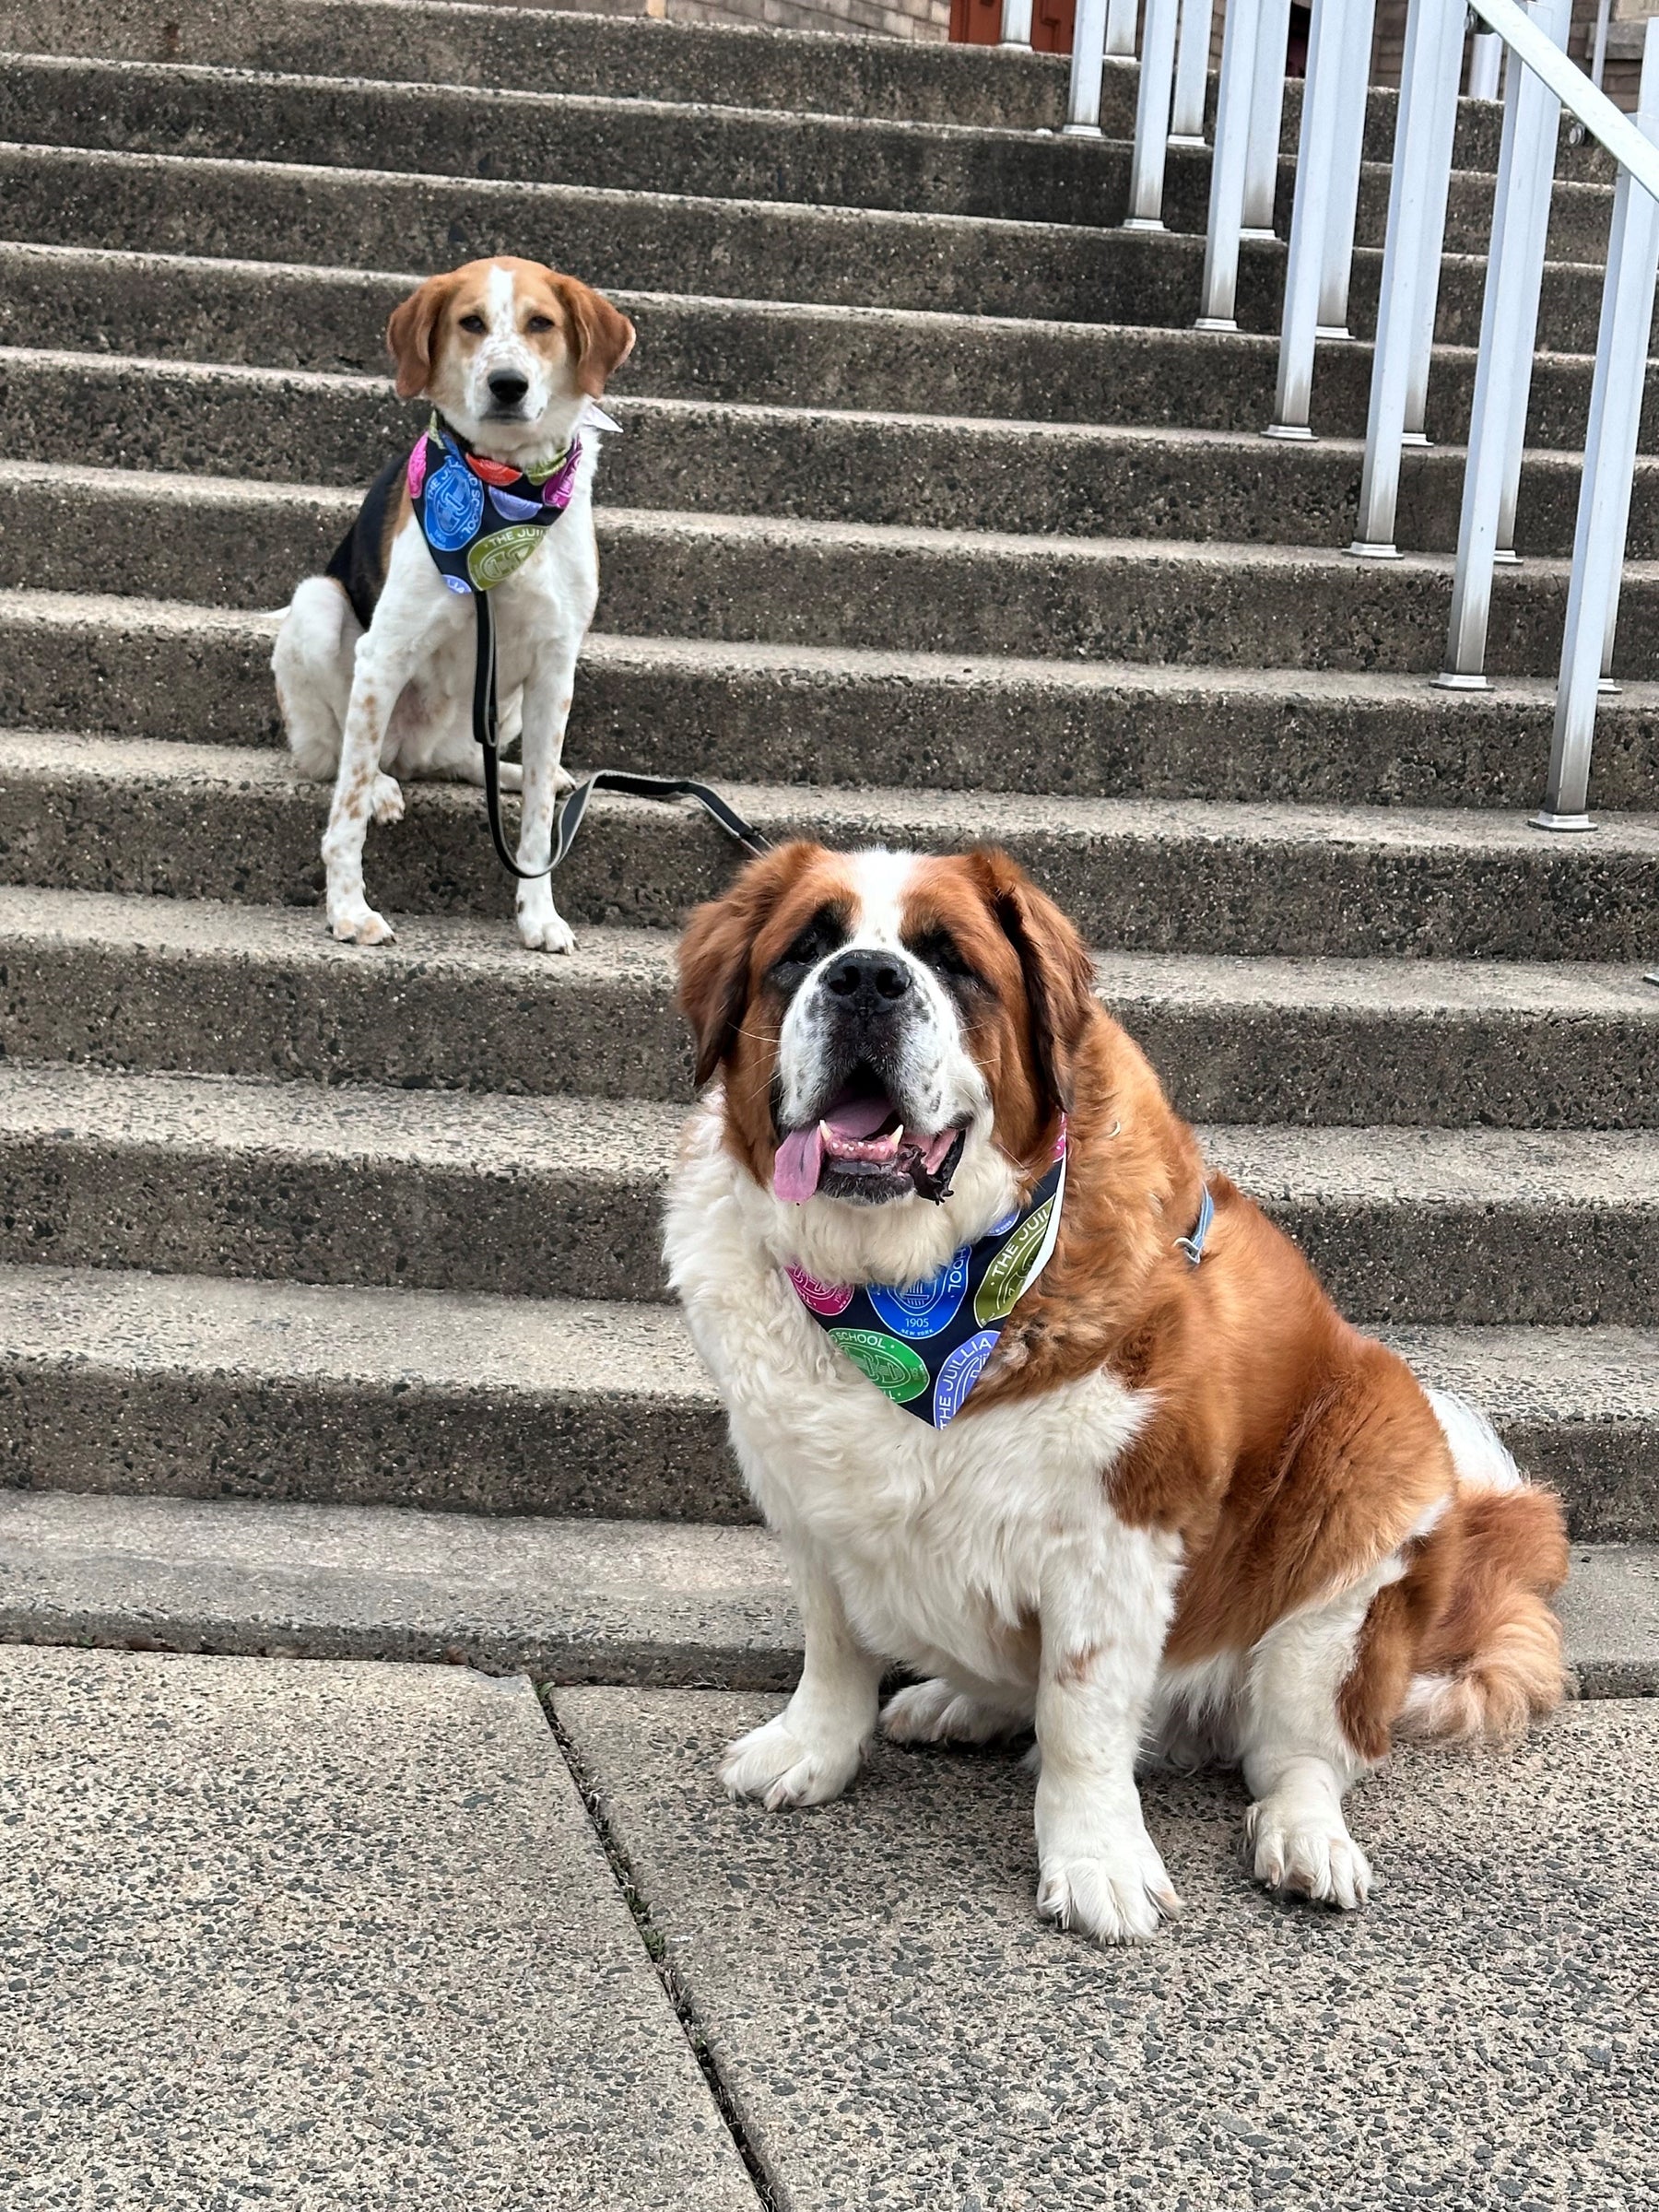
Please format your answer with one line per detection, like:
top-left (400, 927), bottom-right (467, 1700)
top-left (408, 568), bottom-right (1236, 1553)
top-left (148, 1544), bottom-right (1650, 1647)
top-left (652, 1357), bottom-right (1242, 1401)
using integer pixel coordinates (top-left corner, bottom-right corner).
top-left (564, 1688), bottom-right (1659, 2212)
top-left (0, 1489), bottom-right (1652, 1697)
top-left (3, 711), bottom-right (1657, 962)
top-left (0, 1261), bottom-right (747, 1520)
top-left (6, 585), bottom-right (1659, 809)
top-left (1, 1059), bottom-right (1656, 1322)
top-left (0, 1491), bottom-right (796, 1684)
top-left (2, 886), bottom-right (1655, 1126)
top-left (0, 1649), bottom-right (757, 2211)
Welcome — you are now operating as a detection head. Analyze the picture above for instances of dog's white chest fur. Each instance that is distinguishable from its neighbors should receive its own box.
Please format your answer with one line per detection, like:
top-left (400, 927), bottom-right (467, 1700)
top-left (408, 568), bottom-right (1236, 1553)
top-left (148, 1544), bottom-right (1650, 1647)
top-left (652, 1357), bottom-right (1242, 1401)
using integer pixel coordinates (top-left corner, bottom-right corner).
top-left (665, 1105), bottom-right (1152, 1694)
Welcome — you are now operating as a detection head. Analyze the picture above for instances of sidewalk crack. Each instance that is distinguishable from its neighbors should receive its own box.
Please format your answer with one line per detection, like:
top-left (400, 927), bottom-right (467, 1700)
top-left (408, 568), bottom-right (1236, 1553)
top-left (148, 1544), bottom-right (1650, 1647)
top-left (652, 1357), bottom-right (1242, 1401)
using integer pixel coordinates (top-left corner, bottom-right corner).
top-left (540, 1688), bottom-right (783, 2212)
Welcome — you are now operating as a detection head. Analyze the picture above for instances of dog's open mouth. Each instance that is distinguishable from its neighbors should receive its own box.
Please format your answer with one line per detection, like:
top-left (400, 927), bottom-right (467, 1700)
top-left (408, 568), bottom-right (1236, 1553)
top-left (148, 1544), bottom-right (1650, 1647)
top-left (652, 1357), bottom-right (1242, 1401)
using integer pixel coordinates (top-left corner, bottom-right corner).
top-left (774, 1070), bottom-right (964, 1205)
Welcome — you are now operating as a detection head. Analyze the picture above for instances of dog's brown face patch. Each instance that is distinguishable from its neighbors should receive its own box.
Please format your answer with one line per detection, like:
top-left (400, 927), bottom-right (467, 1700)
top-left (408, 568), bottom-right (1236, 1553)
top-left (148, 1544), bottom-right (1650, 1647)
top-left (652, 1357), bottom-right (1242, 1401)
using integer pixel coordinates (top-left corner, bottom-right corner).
top-left (384, 259), bottom-right (635, 417)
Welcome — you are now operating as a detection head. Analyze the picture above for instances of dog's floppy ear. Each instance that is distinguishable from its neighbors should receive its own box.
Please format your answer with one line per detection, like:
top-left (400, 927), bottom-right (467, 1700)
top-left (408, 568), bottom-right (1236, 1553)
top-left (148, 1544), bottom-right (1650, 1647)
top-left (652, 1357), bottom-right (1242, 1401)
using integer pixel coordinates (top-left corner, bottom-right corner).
top-left (677, 842), bottom-right (817, 1091)
top-left (385, 273), bottom-right (455, 401)
top-left (971, 848), bottom-right (1099, 1117)
top-left (548, 273), bottom-right (636, 397)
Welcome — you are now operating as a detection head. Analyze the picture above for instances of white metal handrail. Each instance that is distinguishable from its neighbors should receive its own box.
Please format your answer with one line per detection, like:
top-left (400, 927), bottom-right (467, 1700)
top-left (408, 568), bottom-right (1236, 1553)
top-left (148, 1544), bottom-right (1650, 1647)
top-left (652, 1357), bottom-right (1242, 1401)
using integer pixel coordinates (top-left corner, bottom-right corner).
top-left (1094, 0), bottom-right (1659, 836)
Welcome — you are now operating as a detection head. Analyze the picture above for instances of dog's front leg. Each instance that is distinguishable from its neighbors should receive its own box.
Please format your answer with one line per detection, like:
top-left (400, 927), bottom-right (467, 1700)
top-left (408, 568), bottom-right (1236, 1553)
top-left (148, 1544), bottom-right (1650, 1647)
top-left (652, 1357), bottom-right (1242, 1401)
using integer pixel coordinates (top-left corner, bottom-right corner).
top-left (321, 617), bottom-right (418, 946)
top-left (512, 635), bottom-right (581, 954)
top-left (1032, 1525), bottom-right (1184, 1945)
top-left (719, 1541), bottom-right (882, 1810)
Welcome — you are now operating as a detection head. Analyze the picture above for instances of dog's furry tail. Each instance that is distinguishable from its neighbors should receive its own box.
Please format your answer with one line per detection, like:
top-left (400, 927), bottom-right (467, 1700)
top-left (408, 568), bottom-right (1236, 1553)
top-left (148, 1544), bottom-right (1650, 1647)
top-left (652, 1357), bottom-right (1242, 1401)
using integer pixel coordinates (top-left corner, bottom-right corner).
top-left (1395, 1391), bottom-right (1571, 1743)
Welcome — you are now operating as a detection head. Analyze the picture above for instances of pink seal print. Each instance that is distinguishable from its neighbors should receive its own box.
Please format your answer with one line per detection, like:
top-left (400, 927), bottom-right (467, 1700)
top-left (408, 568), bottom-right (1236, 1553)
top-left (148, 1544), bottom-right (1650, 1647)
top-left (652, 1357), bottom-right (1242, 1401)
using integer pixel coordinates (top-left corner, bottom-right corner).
top-left (786, 1265), bottom-right (853, 1319)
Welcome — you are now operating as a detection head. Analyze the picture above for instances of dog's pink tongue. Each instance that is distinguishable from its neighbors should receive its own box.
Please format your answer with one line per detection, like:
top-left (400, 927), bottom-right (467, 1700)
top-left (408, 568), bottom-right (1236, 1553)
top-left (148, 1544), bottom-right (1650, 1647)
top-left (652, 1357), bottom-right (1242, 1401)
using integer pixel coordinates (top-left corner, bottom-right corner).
top-left (774, 1099), bottom-right (894, 1202)
top-left (823, 1098), bottom-right (894, 1141)
top-left (774, 1125), bottom-right (825, 1203)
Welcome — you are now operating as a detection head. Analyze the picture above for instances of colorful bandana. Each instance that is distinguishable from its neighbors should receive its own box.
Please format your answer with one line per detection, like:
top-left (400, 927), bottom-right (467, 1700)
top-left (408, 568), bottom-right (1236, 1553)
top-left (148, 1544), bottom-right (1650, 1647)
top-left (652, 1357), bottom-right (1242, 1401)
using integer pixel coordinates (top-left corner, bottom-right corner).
top-left (786, 1126), bottom-right (1068, 1430)
top-left (406, 413), bottom-right (582, 596)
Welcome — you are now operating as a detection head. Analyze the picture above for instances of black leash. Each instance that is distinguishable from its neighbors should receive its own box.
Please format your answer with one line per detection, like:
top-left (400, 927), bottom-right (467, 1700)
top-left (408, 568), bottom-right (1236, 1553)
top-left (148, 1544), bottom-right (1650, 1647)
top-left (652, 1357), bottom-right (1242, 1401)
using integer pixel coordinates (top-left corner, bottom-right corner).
top-left (472, 593), bottom-right (771, 878)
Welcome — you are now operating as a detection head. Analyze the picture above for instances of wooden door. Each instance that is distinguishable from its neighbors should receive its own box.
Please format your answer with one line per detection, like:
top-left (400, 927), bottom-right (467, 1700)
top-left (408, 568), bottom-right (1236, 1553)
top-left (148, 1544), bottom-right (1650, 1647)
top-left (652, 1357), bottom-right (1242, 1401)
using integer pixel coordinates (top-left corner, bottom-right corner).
top-left (950, 0), bottom-right (1076, 50)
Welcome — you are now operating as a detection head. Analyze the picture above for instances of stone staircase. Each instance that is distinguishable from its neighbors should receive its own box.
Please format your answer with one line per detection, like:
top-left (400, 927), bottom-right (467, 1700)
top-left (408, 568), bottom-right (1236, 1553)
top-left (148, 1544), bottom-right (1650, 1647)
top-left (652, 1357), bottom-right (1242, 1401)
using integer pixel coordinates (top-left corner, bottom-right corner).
top-left (0, 0), bottom-right (1654, 1691)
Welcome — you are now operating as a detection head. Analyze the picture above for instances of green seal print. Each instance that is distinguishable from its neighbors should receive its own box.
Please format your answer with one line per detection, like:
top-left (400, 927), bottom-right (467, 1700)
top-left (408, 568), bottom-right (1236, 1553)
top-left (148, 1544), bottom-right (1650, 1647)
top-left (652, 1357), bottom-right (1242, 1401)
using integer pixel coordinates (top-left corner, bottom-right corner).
top-left (467, 524), bottom-right (546, 590)
top-left (973, 1194), bottom-right (1055, 1327)
top-left (829, 1328), bottom-right (930, 1404)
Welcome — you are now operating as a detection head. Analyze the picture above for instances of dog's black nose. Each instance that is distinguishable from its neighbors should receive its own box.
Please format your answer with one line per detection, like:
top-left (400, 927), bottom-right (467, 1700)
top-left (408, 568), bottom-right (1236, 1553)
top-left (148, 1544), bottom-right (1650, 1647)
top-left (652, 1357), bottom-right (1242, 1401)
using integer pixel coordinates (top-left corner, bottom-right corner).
top-left (488, 370), bottom-right (530, 406)
top-left (823, 950), bottom-right (912, 1008)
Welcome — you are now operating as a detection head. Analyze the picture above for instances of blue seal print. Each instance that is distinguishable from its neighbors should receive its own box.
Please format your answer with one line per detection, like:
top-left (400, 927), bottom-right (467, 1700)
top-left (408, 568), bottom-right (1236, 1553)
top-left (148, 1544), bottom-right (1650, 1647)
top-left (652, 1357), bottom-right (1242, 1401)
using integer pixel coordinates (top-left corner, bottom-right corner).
top-left (441, 573), bottom-right (472, 595)
top-left (423, 459), bottom-right (485, 551)
top-left (933, 1329), bottom-right (999, 1427)
top-left (488, 484), bottom-right (543, 524)
top-left (867, 1247), bottom-right (971, 1341)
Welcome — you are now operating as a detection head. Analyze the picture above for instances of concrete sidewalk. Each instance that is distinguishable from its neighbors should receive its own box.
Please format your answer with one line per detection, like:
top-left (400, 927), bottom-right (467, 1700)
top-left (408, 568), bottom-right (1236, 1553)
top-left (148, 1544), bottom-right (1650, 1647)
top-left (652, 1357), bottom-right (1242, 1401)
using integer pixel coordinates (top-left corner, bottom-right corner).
top-left (0, 1648), bottom-right (755, 2212)
top-left (7, 1649), bottom-right (1654, 2208)
top-left (565, 1689), bottom-right (1657, 2212)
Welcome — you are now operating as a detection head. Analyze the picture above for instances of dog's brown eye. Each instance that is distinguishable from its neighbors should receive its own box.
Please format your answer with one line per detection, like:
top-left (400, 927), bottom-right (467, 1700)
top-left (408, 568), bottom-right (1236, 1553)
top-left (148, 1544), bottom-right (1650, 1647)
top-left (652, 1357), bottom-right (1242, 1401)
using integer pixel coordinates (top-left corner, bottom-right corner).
top-left (911, 929), bottom-right (976, 983)
top-left (775, 909), bottom-right (846, 975)
top-left (458, 313), bottom-right (487, 335)
top-left (525, 314), bottom-right (554, 333)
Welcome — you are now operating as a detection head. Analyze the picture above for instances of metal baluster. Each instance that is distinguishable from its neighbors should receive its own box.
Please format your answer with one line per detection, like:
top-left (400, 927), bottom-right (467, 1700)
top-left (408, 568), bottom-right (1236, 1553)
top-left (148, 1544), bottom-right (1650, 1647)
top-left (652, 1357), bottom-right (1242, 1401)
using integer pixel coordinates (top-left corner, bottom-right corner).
top-left (1468, 26), bottom-right (1502, 97)
top-left (1125, 0), bottom-right (1183, 228)
top-left (1170, 0), bottom-right (1217, 144)
top-left (1349, 0), bottom-right (1465, 557)
top-left (1317, 0), bottom-right (1380, 338)
top-left (1241, 0), bottom-right (1295, 237)
top-left (1491, 34), bottom-right (1565, 562)
top-left (1438, 0), bottom-right (1569, 687)
top-left (1589, 0), bottom-right (1612, 88)
top-left (1195, 0), bottom-right (1264, 327)
top-left (1266, 0), bottom-right (1352, 435)
top-left (1403, 0), bottom-right (1466, 444)
top-left (1065, 0), bottom-right (1110, 133)
top-left (999, 0), bottom-right (1034, 45)
top-left (1536, 16), bottom-right (1659, 828)
top-left (1106, 0), bottom-right (1139, 55)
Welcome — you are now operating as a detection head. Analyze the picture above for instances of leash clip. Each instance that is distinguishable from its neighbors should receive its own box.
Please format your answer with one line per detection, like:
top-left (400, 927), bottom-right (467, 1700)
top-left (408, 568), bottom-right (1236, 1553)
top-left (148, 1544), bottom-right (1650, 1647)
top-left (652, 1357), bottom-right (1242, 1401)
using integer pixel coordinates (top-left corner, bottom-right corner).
top-left (1174, 1182), bottom-right (1214, 1267)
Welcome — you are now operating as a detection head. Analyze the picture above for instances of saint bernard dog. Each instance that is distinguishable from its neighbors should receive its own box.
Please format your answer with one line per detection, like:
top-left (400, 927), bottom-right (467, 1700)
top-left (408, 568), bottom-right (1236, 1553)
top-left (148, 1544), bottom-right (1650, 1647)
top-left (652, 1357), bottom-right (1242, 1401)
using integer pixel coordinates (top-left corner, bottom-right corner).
top-left (664, 841), bottom-right (1570, 1946)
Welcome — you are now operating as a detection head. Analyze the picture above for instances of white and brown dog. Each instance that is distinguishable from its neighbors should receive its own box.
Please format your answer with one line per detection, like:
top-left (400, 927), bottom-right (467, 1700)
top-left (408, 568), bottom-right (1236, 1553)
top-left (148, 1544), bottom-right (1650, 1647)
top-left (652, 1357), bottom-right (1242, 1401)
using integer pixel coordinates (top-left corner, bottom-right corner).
top-left (273, 256), bottom-right (634, 951)
top-left (665, 841), bottom-right (1569, 1944)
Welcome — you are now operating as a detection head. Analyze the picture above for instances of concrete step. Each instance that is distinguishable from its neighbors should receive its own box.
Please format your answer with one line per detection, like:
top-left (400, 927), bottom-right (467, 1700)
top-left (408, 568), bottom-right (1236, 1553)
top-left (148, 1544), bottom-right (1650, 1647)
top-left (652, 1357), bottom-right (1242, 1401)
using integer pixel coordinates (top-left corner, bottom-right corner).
top-left (10, 245), bottom-right (1650, 454)
top-left (7, 594), bottom-right (1659, 813)
top-left (0, 1488), bottom-right (1650, 1698)
top-left (0, 1260), bottom-right (742, 1518)
top-left (0, 144), bottom-right (1612, 347)
top-left (17, 462), bottom-right (1659, 687)
top-left (3, 1061), bottom-right (1653, 1324)
top-left (10, 345), bottom-right (1658, 559)
top-left (0, 52), bottom-right (1147, 232)
top-left (0, 51), bottom-right (1624, 264)
top-left (1, 1261), bottom-right (1655, 1535)
top-left (6, 739), bottom-right (1656, 961)
top-left (0, 0), bottom-right (1079, 131)
top-left (0, 0), bottom-right (1583, 181)
top-left (4, 889), bottom-right (1653, 1128)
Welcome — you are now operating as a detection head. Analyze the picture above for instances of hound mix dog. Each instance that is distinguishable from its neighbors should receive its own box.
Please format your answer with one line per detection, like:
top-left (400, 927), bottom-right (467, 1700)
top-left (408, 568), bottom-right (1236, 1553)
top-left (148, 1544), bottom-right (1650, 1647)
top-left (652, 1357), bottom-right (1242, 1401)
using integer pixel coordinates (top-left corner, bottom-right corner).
top-left (665, 842), bottom-right (1570, 1945)
top-left (273, 256), bottom-right (634, 952)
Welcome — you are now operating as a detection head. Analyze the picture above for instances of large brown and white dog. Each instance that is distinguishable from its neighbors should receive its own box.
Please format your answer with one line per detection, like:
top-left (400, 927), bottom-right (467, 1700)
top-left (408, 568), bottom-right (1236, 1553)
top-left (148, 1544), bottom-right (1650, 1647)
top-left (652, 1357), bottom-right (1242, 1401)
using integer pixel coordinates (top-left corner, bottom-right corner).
top-left (665, 842), bottom-right (1569, 1944)
top-left (272, 257), bottom-right (634, 952)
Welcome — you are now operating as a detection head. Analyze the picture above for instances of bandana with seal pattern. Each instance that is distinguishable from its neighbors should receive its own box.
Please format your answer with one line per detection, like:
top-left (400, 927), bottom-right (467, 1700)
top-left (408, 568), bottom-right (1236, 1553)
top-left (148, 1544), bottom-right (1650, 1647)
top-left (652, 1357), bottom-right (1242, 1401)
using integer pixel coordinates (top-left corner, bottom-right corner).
top-left (785, 1126), bottom-right (1068, 1429)
top-left (406, 413), bottom-right (582, 596)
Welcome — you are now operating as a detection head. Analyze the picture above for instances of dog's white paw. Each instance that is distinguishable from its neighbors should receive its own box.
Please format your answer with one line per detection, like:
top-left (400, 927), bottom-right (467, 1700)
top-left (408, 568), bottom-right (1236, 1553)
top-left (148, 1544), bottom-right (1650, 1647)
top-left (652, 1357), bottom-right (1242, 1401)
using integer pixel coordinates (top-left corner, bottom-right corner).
top-left (1246, 1798), bottom-right (1372, 1911)
top-left (371, 773), bottom-right (404, 826)
top-left (517, 901), bottom-right (576, 956)
top-left (328, 900), bottom-right (395, 947)
top-left (881, 1677), bottom-right (1029, 1747)
top-left (717, 1714), bottom-right (863, 1811)
top-left (1037, 1834), bottom-right (1182, 1946)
